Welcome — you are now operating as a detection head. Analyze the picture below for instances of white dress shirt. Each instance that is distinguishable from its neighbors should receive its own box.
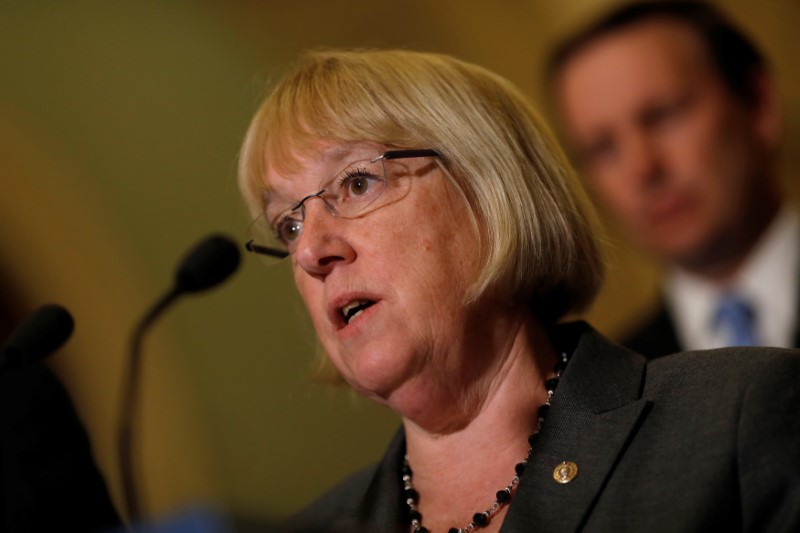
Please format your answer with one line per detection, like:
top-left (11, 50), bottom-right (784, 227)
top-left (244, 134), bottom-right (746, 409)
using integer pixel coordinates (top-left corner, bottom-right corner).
top-left (665, 207), bottom-right (800, 351)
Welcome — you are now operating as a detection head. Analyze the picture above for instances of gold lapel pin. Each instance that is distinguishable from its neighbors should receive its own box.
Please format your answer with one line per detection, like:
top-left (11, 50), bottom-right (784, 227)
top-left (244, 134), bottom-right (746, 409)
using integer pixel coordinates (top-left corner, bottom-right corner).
top-left (553, 461), bottom-right (579, 484)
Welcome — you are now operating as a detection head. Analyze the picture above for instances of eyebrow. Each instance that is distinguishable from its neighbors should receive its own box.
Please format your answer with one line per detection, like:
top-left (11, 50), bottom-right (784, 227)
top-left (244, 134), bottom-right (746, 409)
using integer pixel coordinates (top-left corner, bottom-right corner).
top-left (322, 143), bottom-right (358, 160)
top-left (263, 192), bottom-right (297, 224)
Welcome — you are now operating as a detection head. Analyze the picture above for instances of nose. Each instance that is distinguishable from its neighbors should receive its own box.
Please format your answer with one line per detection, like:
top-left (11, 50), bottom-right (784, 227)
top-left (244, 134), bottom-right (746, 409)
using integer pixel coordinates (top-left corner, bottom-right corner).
top-left (620, 129), bottom-right (664, 191)
top-left (293, 200), bottom-right (356, 279)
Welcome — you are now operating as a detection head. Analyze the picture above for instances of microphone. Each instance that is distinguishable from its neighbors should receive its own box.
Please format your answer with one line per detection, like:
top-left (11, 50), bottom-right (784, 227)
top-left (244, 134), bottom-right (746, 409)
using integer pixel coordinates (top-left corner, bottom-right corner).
top-left (118, 234), bottom-right (241, 522)
top-left (175, 235), bottom-right (243, 294)
top-left (0, 304), bottom-right (74, 373)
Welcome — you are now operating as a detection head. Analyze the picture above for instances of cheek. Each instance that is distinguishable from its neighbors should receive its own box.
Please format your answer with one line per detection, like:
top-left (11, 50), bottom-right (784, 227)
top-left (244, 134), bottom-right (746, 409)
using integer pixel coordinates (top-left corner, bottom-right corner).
top-left (675, 135), bottom-right (723, 182)
top-left (668, 102), bottom-right (750, 185)
top-left (676, 136), bottom-right (747, 217)
top-left (379, 202), bottom-right (477, 301)
top-left (590, 178), bottom-right (639, 217)
top-left (293, 269), bottom-right (327, 327)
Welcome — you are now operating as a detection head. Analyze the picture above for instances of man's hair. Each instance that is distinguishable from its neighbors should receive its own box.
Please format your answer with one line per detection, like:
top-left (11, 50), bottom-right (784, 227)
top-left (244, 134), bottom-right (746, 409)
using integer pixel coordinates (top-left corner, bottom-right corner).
top-left (239, 49), bottom-right (603, 323)
top-left (547, 1), bottom-right (766, 104)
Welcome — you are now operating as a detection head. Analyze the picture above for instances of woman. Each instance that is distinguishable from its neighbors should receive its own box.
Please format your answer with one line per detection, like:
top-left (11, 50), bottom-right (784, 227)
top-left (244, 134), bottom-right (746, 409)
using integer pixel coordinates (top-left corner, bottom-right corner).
top-left (238, 50), bottom-right (800, 532)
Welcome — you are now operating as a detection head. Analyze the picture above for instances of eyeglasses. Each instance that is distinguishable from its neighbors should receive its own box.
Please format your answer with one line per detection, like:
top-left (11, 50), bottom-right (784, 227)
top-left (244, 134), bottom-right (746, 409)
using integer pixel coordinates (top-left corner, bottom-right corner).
top-left (245, 148), bottom-right (440, 264)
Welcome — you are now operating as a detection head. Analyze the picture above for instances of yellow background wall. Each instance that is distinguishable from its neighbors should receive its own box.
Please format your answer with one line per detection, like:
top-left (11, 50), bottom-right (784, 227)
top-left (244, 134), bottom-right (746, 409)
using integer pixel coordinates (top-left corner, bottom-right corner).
top-left (1, 0), bottom-right (797, 524)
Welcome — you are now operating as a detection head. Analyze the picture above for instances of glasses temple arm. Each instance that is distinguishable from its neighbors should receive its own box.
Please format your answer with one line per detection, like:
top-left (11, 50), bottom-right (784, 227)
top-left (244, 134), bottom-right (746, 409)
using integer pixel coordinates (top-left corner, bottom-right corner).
top-left (380, 149), bottom-right (440, 160)
top-left (245, 240), bottom-right (289, 259)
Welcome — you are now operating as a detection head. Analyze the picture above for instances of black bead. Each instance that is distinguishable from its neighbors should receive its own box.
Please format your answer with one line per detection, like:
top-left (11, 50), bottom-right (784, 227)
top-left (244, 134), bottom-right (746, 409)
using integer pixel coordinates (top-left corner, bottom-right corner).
top-left (538, 404), bottom-right (550, 418)
top-left (404, 488), bottom-right (419, 502)
top-left (402, 463), bottom-right (413, 476)
top-left (448, 529), bottom-right (460, 533)
top-left (515, 461), bottom-right (527, 475)
top-left (545, 377), bottom-right (559, 391)
top-left (554, 359), bottom-right (568, 374)
top-left (528, 434), bottom-right (537, 446)
top-left (473, 512), bottom-right (489, 526)
top-left (409, 509), bottom-right (421, 521)
top-left (417, 527), bottom-right (429, 533)
top-left (496, 488), bottom-right (511, 503)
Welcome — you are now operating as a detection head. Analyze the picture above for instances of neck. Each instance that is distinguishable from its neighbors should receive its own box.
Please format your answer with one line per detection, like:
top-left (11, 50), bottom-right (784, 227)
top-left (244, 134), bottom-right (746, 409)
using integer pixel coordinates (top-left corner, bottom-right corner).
top-left (677, 192), bottom-right (782, 283)
top-left (400, 312), bottom-right (557, 530)
top-left (389, 305), bottom-right (555, 432)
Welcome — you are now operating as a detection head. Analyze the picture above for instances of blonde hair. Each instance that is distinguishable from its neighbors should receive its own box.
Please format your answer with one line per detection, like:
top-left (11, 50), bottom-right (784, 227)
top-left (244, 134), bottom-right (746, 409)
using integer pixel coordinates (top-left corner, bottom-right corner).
top-left (239, 49), bottom-right (603, 322)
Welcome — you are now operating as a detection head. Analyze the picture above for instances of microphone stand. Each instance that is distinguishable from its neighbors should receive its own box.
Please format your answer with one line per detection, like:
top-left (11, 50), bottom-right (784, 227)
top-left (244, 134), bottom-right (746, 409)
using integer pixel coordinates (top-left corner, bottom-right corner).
top-left (118, 286), bottom-right (181, 522)
top-left (116, 234), bottom-right (240, 524)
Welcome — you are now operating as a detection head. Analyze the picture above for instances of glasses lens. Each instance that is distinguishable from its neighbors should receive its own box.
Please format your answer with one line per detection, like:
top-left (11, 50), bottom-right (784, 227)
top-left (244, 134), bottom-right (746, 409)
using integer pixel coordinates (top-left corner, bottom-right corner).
top-left (324, 152), bottom-right (422, 219)
top-left (246, 212), bottom-right (289, 266)
top-left (244, 148), bottom-right (430, 266)
top-left (322, 154), bottom-right (387, 218)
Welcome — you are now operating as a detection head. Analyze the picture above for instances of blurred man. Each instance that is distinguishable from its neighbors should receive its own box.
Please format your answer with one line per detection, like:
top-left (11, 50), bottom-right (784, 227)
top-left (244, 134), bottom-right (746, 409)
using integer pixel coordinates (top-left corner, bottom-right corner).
top-left (547, 1), bottom-right (797, 357)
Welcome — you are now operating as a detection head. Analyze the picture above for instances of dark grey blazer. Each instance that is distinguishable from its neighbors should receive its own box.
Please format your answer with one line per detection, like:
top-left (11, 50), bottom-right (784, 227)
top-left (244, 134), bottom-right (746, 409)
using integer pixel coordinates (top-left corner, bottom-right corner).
top-left (285, 322), bottom-right (800, 532)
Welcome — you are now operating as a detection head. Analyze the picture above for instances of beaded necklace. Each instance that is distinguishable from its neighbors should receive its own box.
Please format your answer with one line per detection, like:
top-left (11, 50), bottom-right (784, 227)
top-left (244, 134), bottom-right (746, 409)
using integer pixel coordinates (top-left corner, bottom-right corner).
top-left (403, 351), bottom-right (569, 533)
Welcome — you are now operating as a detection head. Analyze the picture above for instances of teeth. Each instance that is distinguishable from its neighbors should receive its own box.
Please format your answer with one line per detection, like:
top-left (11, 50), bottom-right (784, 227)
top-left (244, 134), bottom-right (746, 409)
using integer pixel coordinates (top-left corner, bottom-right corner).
top-left (340, 299), bottom-right (373, 324)
top-left (341, 300), bottom-right (366, 317)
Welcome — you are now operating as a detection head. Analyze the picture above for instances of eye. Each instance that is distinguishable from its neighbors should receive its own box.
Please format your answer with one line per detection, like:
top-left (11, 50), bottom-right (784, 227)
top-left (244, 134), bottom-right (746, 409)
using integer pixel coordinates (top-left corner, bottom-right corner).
top-left (347, 174), bottom-right (370, 195)
top-left (339, 168), bottom-right (381, 197)
top-left (583, 137), bottom-right (617, 166)
top-left (643, 104), bottom-right (681, 129)
top-left (274, 216), bottom-right (303, 245)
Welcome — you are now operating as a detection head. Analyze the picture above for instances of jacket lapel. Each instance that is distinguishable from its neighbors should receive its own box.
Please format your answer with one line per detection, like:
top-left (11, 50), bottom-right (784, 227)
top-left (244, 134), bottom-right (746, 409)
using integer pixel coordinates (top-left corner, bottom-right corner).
top-left (503, 323), bottom-right (650, 532)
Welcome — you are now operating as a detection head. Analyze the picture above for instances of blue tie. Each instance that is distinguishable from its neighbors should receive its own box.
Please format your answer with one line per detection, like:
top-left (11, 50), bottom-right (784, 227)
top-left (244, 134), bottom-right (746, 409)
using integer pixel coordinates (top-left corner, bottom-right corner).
top-left (713, 293), bottom-right (760, 346)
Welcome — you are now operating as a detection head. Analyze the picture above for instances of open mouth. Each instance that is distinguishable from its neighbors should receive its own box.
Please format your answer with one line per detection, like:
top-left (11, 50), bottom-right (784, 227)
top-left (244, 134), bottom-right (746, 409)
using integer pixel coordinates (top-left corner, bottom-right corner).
top-left (340, 299), bottom-right (376, 325)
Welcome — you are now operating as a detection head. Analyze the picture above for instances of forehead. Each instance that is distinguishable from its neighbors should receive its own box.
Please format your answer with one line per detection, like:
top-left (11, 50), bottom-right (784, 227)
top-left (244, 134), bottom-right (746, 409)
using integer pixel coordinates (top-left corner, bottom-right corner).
top-left (556, 19), bottom-right (716, 132)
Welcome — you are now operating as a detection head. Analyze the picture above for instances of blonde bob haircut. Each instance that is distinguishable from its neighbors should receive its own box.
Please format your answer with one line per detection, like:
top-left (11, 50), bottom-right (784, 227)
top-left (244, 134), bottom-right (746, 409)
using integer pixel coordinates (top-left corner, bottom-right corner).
top-left (239, 49), bottom-right (603, 323)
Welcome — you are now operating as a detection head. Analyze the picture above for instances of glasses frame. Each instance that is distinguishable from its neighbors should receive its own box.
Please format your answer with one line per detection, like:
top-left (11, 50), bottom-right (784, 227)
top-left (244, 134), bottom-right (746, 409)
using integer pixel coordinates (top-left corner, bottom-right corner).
top-left (245, 148), bottom-right (441, 261)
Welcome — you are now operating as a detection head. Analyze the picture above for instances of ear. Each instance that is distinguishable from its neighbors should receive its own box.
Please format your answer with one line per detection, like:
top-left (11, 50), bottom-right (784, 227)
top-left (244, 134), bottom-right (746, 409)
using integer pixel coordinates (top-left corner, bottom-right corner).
top-left (749, 68), bottom-right (783, 148)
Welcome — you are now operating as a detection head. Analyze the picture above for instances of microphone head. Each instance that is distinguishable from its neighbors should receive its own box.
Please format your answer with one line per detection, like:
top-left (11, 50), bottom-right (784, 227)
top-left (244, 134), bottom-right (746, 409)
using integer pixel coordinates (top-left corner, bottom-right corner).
top-left (175, 234), bottom-right (241, 294)
top-left (2, 304), bottom-right (74, 365)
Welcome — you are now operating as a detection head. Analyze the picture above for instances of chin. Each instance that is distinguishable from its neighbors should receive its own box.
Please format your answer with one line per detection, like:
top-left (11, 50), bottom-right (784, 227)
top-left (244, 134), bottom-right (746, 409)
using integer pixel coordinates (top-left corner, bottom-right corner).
top-left (642, 224), bottom-right (709, 263)
top-left (339, 347), bottom-right (417, 402)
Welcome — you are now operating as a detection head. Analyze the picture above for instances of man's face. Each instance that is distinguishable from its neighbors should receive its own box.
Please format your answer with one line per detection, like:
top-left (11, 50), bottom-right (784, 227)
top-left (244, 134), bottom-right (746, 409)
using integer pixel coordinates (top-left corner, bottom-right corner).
top-left (555, 19), bottom-right (778, 274)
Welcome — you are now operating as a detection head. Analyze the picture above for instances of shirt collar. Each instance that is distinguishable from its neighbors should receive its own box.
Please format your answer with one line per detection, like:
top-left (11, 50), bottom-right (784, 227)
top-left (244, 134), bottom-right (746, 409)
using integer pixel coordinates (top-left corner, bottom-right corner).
top-left (665, 206), bottom-right (800, 350)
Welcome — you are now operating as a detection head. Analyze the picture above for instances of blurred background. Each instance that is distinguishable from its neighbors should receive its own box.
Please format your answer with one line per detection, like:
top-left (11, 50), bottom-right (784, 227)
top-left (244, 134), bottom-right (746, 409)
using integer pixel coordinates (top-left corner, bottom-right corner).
top-left (1, 0), bottom-right (798, 525)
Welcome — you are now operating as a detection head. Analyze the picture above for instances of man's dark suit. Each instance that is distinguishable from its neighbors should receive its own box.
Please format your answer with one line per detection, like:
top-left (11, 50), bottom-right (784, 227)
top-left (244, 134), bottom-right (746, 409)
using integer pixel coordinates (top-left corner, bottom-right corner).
top-left (623, 299), bottom-right (800, 359)
top-left (284, 322), bottom-right (800, 532)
